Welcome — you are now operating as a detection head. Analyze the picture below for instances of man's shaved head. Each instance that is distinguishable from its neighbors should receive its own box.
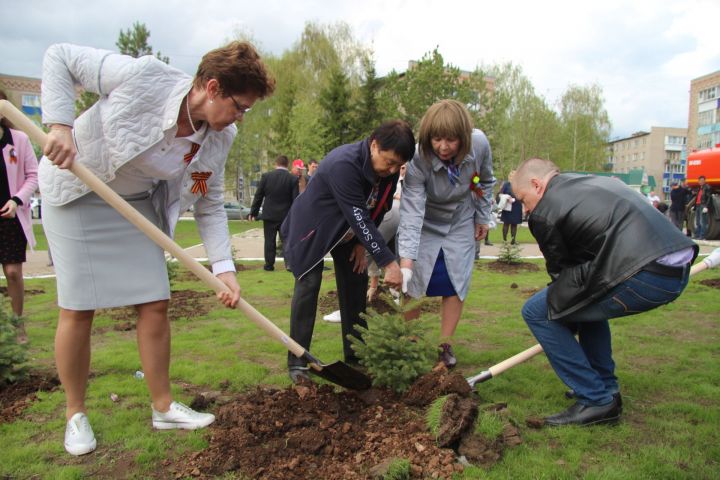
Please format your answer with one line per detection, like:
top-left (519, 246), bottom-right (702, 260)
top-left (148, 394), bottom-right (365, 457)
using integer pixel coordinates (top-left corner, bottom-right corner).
top-left (514, 158), bottom-right (560, 188)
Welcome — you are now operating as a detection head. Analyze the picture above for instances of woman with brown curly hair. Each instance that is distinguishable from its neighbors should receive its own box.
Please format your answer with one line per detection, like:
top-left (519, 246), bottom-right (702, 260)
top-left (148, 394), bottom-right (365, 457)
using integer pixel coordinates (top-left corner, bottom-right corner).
top-left (40, 41), bottom-right (274, 455)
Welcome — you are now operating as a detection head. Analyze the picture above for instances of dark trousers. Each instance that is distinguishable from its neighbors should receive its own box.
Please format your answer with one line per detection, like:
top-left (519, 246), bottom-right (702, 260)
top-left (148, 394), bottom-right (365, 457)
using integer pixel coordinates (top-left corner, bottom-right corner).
top-left (287, 241), bottom-right (369, 367)
top-left (262, 220), bottom-right (282, 268)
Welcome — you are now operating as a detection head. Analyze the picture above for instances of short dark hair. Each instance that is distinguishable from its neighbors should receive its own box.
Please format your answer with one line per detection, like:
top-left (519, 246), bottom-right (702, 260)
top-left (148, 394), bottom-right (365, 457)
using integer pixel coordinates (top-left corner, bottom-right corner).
top-left (369, 120), bottom-right (416, 161)
top-left (275, 155), bottom-right (289, 167)
top-left (699, 175), bottom-right (706, 180)
top-left (194, 41), bottom-right (275, 99)
top-left (308, 159), bottom-right (318, 166)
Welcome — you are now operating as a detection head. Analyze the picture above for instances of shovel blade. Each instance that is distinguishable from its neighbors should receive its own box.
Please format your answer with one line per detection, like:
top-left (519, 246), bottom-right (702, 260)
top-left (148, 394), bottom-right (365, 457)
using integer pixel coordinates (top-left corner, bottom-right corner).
top-left (311, 361), bottom-right (372, 390)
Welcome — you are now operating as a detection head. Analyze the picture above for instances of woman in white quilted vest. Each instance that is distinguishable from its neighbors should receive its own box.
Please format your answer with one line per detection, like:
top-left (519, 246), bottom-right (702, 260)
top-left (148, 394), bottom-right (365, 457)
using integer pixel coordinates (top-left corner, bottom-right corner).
top-left (39, 42), bottom-right (275, 456)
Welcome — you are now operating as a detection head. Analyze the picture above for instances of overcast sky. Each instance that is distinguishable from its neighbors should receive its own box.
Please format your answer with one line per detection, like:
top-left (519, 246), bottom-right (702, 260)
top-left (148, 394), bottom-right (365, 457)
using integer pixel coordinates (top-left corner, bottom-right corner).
top-left (3, 0), bottom-right (718, 139)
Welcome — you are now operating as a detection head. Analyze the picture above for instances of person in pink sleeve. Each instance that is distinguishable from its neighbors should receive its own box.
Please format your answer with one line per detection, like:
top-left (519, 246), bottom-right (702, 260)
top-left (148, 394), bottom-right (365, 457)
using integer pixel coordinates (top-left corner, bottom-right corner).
top-left (0, 90), bottom-right (39, 343)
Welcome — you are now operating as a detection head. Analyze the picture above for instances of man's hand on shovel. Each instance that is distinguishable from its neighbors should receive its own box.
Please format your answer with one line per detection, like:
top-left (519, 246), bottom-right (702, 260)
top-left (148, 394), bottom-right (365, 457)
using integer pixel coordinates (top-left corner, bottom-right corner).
top-left (216, 272), bottom-right (241, 308)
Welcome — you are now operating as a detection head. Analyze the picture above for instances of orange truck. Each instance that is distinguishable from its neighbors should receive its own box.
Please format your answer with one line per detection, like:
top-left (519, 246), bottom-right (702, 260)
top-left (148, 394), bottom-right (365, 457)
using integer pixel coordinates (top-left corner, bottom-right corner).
top-left (686, 146), bottom-right (720, 239)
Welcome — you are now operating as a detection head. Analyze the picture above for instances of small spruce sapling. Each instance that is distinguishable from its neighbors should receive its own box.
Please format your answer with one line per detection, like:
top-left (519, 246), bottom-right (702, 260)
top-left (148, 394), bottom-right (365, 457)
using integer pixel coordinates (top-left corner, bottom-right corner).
top-left (348, 294), bottom-right (435, 393)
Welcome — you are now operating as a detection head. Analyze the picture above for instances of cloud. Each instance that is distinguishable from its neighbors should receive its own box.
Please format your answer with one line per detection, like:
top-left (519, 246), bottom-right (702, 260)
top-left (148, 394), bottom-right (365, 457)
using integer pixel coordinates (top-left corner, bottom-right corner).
top-left (2, 0), bottom-right (716, 138)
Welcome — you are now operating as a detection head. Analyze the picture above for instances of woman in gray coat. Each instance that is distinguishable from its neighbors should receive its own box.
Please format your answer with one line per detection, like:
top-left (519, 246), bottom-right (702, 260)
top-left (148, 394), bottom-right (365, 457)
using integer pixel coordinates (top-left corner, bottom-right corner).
top-left (398, 100), bottom-right (495, 367)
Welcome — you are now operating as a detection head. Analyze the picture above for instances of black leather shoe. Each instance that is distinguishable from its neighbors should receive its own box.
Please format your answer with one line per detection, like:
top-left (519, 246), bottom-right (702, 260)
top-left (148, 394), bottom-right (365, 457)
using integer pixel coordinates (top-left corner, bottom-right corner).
top-left (263, 265), bottom-right (274, 271)
top-left (544, 397), bottom-right (621, 426)
top-left (484, 241), bottom-right (493, 246)
top-left (565, 390), bottom-right (623, 411)
top-left (288, 366), bottom-right (312, 384)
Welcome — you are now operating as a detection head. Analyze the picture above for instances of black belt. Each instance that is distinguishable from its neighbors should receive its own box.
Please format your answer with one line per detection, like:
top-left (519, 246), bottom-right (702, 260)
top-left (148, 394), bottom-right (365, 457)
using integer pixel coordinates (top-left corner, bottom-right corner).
top-left (642, 260), bottom-right (687, 278)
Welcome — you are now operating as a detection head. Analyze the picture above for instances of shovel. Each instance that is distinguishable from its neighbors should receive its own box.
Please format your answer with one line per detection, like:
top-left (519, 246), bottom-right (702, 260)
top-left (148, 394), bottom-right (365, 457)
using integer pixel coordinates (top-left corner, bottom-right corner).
top-left (0, 99), bottom-right (371, 391)
top-left (466, 247), bottom-right (720, 388)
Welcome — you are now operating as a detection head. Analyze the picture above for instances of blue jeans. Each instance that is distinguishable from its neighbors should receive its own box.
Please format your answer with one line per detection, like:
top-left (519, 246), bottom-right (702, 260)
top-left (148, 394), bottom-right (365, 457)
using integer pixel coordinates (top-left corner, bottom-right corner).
top-left (694, 208), bottom-right (708, 239)
top-left (522, 269), bottom-right (689, 406)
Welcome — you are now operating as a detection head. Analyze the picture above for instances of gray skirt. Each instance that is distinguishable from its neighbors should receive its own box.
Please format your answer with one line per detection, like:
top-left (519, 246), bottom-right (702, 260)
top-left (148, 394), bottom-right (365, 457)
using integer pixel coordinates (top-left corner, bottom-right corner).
top-left (43, 192), bottom-right (170, 310)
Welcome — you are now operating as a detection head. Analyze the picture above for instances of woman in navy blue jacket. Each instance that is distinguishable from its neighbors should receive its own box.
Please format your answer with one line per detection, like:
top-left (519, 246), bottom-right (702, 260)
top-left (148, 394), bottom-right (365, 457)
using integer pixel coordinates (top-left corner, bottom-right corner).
top-left (281, 120), bottom-right (415, 383)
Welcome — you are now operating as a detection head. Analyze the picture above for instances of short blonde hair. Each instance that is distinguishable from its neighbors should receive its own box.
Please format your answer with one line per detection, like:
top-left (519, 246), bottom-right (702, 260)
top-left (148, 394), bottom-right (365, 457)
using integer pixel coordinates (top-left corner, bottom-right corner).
top-left (418, 99), bottom-right (473, 162)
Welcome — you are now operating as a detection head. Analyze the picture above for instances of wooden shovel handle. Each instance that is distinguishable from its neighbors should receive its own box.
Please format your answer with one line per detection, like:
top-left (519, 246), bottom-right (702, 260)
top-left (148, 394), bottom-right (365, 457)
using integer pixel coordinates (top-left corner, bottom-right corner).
top-left (0, 99), bottom-right (307, 358)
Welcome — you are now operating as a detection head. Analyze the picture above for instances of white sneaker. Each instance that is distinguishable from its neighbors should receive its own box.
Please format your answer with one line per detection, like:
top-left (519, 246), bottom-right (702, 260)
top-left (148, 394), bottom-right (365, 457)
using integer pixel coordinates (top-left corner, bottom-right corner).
top-left (323, 310), bottom-right (341, 323)
top-left (152, 401), bottom-right (215, 430)
top-left (64, 412), bottom-right (97, 456)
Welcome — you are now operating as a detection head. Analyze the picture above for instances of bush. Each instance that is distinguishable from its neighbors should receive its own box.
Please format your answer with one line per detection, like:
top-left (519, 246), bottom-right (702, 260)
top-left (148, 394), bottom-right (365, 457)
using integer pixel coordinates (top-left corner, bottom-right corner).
top-left (0, 297), bottom-right (29, 384)
top-left (349, 296), bottom-right (435, 393)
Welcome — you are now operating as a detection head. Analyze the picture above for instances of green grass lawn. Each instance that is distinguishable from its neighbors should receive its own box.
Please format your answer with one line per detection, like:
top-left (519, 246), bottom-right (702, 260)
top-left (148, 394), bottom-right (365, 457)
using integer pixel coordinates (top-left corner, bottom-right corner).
top-left (2, 259), bottom-right (719, 479)
top-left (32, 219), bottom-right (260, 251)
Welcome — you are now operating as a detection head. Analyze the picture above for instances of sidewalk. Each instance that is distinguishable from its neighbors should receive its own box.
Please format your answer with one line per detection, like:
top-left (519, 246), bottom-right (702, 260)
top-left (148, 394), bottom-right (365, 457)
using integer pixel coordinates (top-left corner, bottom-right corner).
top-left (14, 228), bottom-right (720, 279)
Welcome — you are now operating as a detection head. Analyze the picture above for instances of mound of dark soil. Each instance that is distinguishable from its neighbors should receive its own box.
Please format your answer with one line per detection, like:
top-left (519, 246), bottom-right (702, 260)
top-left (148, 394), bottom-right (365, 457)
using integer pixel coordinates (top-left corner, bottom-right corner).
top-left (482, 261), bottom-right (540, 274)
top-left (169, 370), bottom-right (519, 479)
top-left (699, 278), bottom-right (720, 289)
top-left (318, 288), bottom-right (438, 317)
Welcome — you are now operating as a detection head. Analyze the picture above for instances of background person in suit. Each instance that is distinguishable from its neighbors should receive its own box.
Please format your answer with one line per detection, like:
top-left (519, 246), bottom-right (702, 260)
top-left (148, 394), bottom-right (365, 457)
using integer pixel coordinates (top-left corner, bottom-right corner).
top-left (249, 155), bottom-right (299, 271)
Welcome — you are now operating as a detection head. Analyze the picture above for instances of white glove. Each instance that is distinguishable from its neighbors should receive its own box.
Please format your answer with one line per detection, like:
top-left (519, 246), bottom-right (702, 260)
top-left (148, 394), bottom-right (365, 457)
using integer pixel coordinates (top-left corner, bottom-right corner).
top-left (401, 267), bottom-right (413, 294)
top-left (702, 207), bottom-right (708, 214)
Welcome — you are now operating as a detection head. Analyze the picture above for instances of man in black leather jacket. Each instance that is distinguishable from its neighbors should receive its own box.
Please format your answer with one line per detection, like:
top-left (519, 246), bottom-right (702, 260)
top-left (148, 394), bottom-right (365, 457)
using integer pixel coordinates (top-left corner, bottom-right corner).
top-left (513, 158), bottom-right (698, 426)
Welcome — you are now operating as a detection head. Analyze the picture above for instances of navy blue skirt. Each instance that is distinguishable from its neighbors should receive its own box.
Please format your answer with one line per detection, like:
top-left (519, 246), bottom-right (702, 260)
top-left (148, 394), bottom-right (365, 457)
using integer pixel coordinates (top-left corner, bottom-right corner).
top-left (425, 249), bottom-right (457, 297)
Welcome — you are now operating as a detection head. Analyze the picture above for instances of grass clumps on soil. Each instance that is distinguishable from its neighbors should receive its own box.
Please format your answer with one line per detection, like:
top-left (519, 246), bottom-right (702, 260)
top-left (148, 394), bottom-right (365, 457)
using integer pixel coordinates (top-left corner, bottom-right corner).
top-left (475, 410), bottom-right (505, 438)
top-left (0, 297), bottom-right (28, 384)
top-left (383, 458), bottom-right (411, 480)
top-left (426, 395), bottom-right (450, 438)
top-left (349, 297), bottom-right (435, 393)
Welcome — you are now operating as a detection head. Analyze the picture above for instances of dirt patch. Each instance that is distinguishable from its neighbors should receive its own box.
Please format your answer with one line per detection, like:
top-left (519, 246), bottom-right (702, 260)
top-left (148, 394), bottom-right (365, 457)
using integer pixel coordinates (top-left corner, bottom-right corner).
top-left (0, 370), bottom-right (60, 424)
top-left (404, 367), bottom-right (472, 406)
top-left (169, 370), bottom-right (516, 479)
top-left (0, 286), bottom-right (45, 296)
top-left (699, 278), bottom-right (720, 289)
top-left (436, 394), bottom-right (478, 447)
top-left (482, 261), bottom-right (540, 274)
top-left (97, 289), bottom-right (215, 330)
top-left (318, 287), bottom-right (439, 317)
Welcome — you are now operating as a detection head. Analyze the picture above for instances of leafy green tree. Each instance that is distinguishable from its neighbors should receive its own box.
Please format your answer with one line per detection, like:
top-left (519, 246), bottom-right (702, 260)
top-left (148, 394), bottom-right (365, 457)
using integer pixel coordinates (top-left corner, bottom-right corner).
top-left (75, 21), bottom-right (168, 115)
top-left (480, 63), bottom-right (561, 179)
top-left (557, 84), bottom-right (612, 171)
top-left (378, 48), bottom-right (485, 130)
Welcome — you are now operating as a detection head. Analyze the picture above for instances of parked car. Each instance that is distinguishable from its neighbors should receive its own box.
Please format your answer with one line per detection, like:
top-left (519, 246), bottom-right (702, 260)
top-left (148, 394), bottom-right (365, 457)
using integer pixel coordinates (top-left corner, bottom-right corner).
top-left (224, 201), bottom-right (252, 220)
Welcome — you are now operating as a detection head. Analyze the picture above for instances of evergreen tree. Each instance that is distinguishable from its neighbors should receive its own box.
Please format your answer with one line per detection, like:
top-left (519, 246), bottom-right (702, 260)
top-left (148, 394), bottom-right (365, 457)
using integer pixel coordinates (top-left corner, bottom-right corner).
top-left (319, 66), bottom-right (352, 150)
top-left (354, 55), bottom-right (382, 139)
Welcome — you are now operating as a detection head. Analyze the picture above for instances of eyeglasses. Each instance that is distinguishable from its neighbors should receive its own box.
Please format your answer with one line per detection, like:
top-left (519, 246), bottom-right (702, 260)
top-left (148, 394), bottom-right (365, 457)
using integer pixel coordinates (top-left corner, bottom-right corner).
top-left (228, 95), bottom-right (252, 117)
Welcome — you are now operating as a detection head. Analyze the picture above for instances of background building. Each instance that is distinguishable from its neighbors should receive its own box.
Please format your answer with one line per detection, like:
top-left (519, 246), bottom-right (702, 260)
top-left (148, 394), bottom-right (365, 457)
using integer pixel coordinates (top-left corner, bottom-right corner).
top-left (0, 73), bottom-right (42, 117)
top-left (687, 70), bottom-right (720, 151)
top-left (607, 126), bottom-right (687, 198)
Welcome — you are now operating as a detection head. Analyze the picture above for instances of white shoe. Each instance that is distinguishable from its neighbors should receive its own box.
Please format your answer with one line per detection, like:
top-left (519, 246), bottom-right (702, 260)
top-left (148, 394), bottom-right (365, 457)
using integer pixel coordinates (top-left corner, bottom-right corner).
top-left (152, 401), bottom-right (215, 430)
top-left (64, 412), bottom-right (97, 456)
top-left (323, 310), bottom-right (341, 323)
